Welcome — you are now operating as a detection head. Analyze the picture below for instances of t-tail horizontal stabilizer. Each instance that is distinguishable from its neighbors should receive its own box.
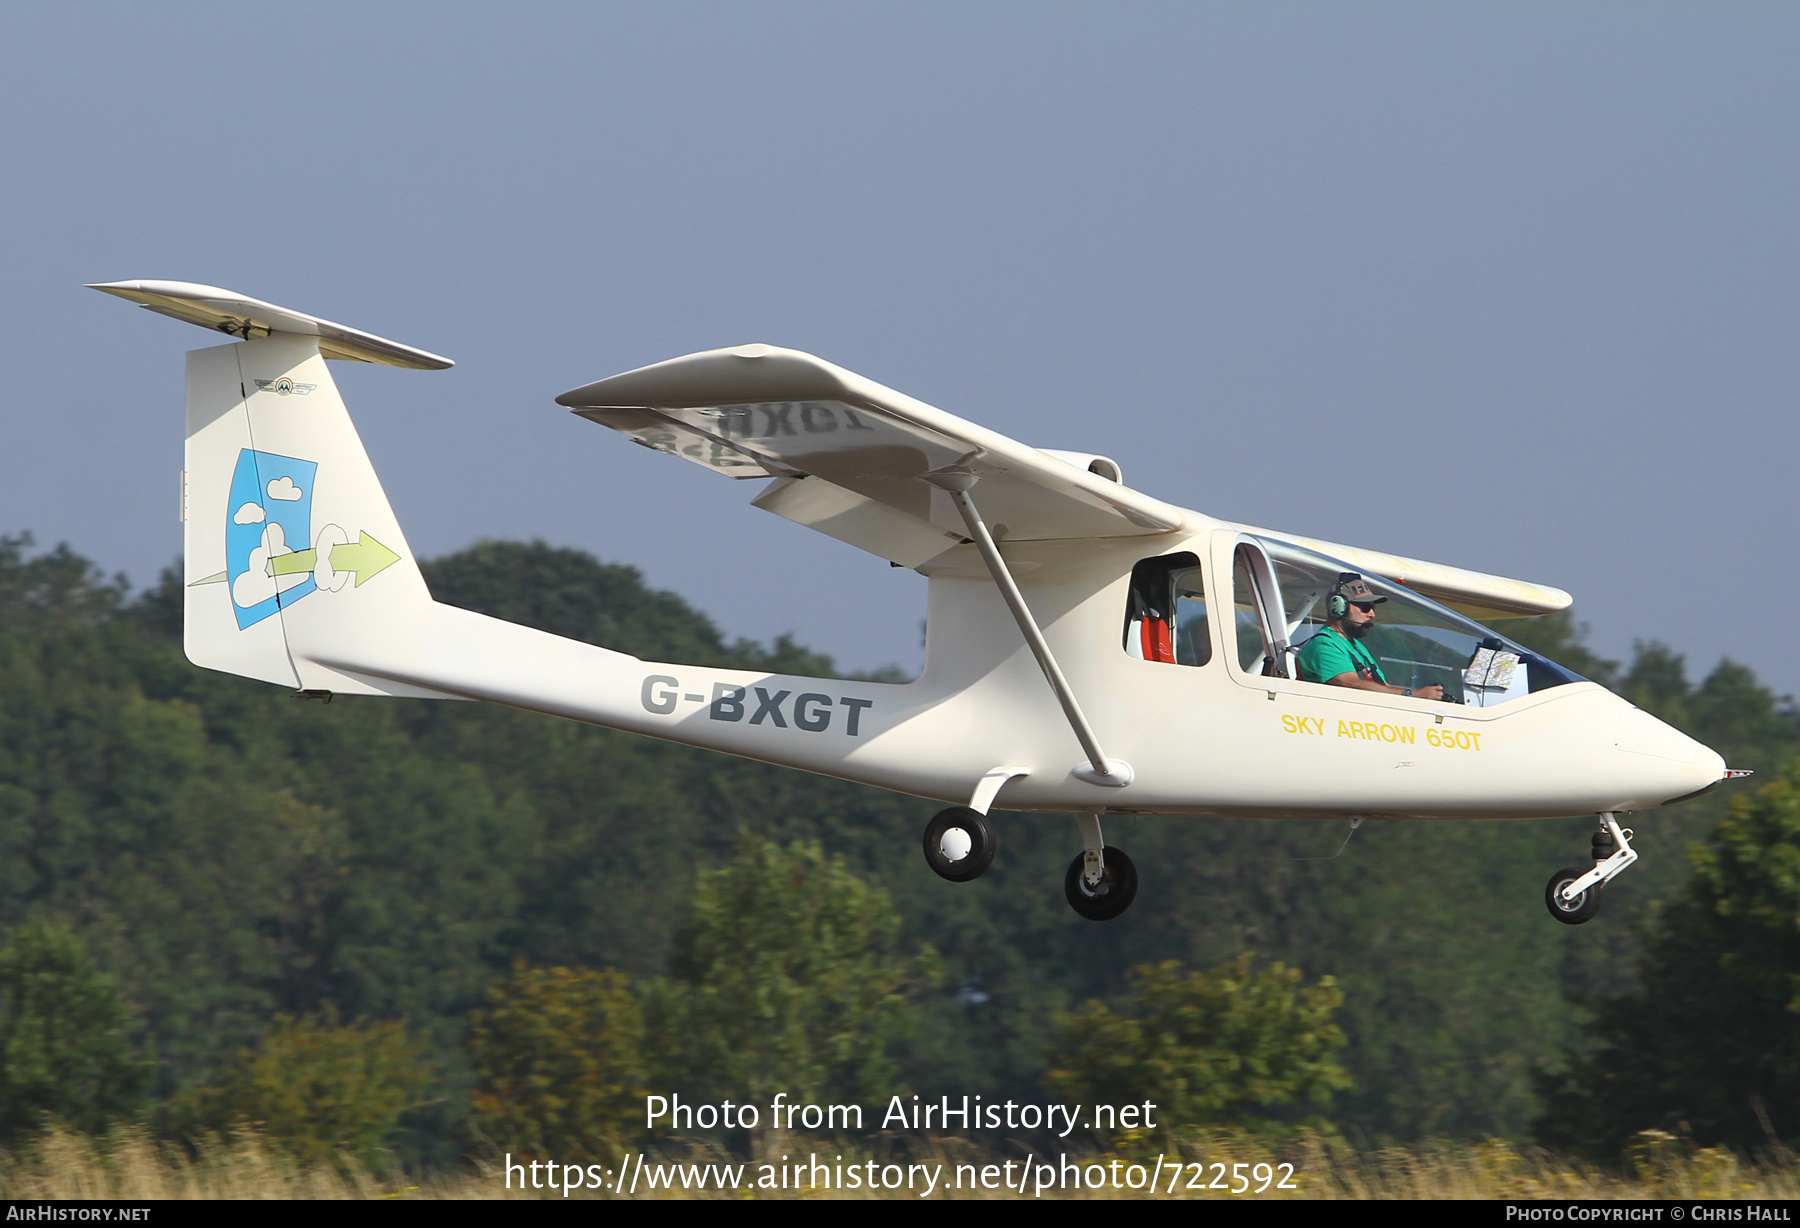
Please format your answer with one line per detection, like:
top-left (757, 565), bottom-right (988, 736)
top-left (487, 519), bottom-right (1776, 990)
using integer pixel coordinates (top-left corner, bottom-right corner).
top-left (88, 281), bottom-right (453, 370)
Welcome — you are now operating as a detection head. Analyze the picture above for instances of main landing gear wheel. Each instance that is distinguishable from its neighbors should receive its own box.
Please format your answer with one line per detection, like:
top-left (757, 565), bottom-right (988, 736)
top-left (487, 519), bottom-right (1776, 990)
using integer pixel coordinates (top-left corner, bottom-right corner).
top-left (1065, 846), bottom-right (1138, 921)
top-left (923, 807), bottom-right (998, 882)
top-left (1545, 867), bottom-right (1602, 925)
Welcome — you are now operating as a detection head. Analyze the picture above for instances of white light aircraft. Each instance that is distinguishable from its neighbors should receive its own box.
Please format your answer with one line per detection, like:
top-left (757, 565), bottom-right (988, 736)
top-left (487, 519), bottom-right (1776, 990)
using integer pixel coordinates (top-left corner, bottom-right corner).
top-left (92, 280), bottom-right (1743, 924)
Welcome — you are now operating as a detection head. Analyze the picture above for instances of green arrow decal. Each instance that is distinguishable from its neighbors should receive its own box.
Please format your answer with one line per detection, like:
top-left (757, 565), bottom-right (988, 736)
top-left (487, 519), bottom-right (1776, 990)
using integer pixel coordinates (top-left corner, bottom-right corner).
top-left (262, 533), bottom-right (401, 587)
top-left (267, 550), bottom-right (317, 577)
top-left (330, 533), bottom-right (400, 586)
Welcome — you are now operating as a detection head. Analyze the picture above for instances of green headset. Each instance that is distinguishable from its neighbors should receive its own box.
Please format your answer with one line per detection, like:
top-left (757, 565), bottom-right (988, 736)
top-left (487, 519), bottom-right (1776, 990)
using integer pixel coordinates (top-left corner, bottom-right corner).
top-left (1327, 573), bottom-right (1361, 621)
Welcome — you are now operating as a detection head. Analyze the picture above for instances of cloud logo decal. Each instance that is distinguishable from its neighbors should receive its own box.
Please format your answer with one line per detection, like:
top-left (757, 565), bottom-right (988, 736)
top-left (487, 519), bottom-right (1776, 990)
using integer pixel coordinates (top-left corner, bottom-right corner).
top-left (217, 450), bottom-right (403, 629)
top-left (232, 522), bottom-right (310, 609)
top-left (226, 450), bottom-right (318, 629)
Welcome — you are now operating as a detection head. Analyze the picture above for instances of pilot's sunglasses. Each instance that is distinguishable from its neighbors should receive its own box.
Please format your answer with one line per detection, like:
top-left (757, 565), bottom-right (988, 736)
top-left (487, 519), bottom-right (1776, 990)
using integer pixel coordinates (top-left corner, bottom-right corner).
top-left (1350, 601), bottom-right (1378, 612)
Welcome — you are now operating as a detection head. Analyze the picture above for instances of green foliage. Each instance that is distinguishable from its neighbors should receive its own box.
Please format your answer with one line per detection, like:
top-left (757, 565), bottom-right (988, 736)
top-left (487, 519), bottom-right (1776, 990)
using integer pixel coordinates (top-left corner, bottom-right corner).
top-left (0, 534), bottom-right (929, 1166)
top-left (655, 835), bottom-right (936, 1109)
top-left (0, 534), bottom-right (128, 632)
top-left (1045, 956), bottom-right (1350, 1136)
top-left (424, 539), bottom-right (743, 667)
top-left (423, 539), bottom-right (838, 677)
top-left (0, 921), bottom-right (151, 1143)
top-left (2, 533), bottom-right (1798, 1157)
top-left (1537, 758), bottom-right (1800, 1158)
top-left (466, 964), bottom-right (645, 1161)
top-left (174, 1009), bottom-right (432, 1170)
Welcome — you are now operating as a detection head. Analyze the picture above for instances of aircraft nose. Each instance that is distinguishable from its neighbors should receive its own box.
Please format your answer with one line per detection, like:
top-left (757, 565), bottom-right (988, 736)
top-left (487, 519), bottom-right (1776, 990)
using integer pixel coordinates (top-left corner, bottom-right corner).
top-left (1615, 706), bottom-right (1728, 804)
top-left (1687, 744), bottom-right (1729, 796)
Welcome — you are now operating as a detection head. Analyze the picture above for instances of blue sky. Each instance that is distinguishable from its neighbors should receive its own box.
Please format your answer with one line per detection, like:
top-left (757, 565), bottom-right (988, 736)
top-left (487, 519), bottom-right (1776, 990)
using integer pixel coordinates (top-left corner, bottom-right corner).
top-left (4, 3), bottom-right (1797, 693)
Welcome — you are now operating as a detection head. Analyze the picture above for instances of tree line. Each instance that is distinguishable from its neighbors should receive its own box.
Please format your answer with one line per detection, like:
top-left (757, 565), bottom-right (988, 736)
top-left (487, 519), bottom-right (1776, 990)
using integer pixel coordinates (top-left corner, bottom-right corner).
top-left (0, 532), bottom-right (1793, 1164)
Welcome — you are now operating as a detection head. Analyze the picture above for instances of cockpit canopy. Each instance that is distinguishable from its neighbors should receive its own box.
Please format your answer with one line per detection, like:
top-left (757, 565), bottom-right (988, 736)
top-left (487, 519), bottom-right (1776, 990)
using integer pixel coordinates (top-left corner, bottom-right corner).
top-left (1125, 535), bottom-right (1586, 708)
top-left (1242, 536), bottom-right (1585, 705)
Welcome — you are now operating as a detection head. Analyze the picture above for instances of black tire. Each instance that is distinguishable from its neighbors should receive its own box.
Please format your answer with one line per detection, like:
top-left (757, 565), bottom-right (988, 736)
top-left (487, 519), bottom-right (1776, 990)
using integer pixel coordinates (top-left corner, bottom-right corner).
top-left (923, 807), bottom-right (997, 882)
top-left (1545, 866), bottom-right (1602, 925)
top-left (1064, 846), bottom-right (1139, 921)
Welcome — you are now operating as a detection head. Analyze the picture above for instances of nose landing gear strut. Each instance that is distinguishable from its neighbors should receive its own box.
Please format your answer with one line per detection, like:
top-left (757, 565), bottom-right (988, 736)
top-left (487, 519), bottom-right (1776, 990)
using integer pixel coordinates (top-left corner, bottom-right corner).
top-left (1545, 812), bottom-right (1637, 925)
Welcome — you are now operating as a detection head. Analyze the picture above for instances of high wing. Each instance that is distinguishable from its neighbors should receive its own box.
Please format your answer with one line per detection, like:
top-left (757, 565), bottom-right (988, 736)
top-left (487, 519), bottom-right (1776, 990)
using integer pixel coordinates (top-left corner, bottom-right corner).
top-left (1250, 529), bottom-right (1573, 621)
top-left (562, 344), bottom-right (1572, 617)
top-left (557, 344), bottom-right (1187, 567)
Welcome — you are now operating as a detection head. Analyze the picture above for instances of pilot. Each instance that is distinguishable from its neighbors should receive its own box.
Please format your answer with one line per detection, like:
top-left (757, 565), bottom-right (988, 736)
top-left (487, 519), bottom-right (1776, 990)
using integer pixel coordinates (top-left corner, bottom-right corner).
top-left (1296, 573), bottom-right (1446, 701)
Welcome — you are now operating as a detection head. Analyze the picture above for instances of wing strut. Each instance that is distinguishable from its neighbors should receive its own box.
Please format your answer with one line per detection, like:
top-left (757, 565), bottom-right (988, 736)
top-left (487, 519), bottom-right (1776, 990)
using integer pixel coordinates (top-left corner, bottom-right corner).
top-left (923, 470), bottom-right (1132, 788)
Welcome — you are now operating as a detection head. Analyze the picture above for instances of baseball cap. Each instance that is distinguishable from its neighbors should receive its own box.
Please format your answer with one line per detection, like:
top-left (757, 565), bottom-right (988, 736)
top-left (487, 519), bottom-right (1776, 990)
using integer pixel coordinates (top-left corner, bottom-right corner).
top-left (1335, 573), bottom-right (1388, 606)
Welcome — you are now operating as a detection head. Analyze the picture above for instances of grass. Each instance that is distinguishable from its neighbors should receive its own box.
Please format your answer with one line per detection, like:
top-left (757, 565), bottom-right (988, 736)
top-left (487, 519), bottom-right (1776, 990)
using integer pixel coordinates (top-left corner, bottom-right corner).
top-left (0, 1127), bottom-right (1794, 1199)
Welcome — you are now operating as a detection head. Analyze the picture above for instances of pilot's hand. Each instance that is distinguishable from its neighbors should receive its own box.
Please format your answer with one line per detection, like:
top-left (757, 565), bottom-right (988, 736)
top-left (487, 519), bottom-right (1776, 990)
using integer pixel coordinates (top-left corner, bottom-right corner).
top-left (1415, 685), bottom-right (1446, 701)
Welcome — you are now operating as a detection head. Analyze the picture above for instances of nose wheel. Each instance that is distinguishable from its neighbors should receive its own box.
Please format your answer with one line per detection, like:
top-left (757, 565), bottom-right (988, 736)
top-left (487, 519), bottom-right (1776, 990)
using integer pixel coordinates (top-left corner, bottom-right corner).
top-left (1544, 813), bottom-right (1637, 925)
top-left (1544, 866), bottom-right (1602, 924)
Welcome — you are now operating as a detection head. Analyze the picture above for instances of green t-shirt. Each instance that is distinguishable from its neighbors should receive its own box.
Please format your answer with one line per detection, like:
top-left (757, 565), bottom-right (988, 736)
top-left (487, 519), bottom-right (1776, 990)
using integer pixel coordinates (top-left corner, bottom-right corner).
top-left (1298, 626), bottom-right (1386, 686)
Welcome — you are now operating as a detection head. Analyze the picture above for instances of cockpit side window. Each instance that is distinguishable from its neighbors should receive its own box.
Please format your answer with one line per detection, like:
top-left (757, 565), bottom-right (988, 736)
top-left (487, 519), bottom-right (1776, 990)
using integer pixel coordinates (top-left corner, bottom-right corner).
top-left (1124, 552), bottom-right (1211, 666)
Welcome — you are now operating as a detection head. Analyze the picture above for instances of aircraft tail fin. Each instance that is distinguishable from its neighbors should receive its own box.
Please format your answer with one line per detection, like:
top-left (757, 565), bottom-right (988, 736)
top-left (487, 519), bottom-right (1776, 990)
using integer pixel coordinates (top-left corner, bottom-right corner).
top-left (111, 282), bottom-right (455, 697)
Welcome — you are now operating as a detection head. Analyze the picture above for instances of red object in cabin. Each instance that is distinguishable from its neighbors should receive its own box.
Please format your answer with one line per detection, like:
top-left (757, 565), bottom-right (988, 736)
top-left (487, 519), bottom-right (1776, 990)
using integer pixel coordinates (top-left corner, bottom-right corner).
top-left (1140, 617), bottom-right (1175, 664)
